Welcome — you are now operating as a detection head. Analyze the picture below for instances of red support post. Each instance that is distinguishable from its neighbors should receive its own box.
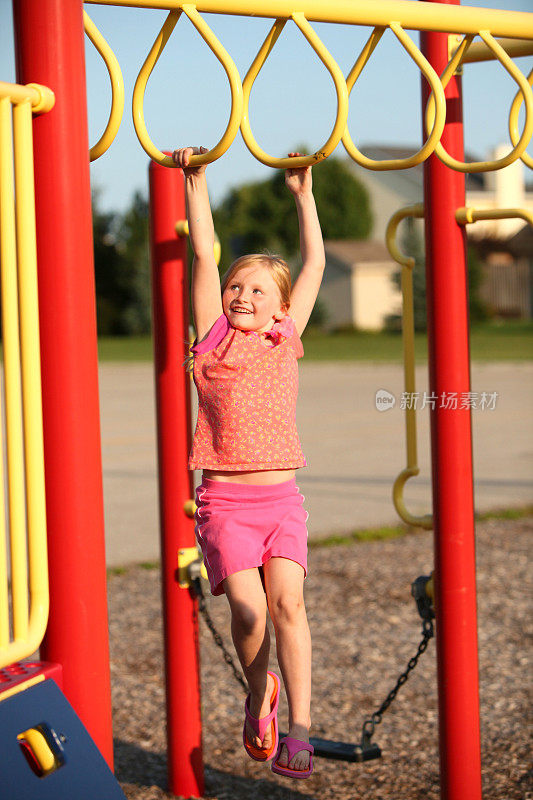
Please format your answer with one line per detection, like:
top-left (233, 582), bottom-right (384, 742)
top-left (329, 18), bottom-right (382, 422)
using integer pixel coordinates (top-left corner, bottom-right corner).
top-left (420, 3), bottom-right (483, 800)
top-left (149, 158), bottom-right (204, 799)
top-left (12, 0), bottom-right (114, 767)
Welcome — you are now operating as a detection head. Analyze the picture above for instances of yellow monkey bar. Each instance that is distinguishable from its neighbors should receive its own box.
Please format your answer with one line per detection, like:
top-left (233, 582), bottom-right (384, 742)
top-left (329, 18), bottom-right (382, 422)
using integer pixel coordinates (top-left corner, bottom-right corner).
top-left (425, 32), bottom-right (533, 173)
top-left (385, 204), bottom-right (433, 531)
top-left (386, 203), bottom-right (533, 531)
top-left (83, 1), bottom-right (533, 171)
top-left (0, 86), bottom-right (51, 667)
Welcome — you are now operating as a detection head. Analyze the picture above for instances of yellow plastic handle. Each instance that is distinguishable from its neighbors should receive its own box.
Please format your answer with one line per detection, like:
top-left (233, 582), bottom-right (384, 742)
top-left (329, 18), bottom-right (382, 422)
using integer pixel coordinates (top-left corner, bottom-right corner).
top-left (509, 67), bottom-right (533, 171)
top-left (84, 10), bottom-right (125, 162)
top-left (427, 31), bottom-right (533, 173)
top-left (132, 5), bottom-right (243, 168)
top-left (240, 13), bottom-right (349, 168)
top-left (342, 23), bottom-right (446, 170)
top-left (18, 729), bottom-right (58, 775)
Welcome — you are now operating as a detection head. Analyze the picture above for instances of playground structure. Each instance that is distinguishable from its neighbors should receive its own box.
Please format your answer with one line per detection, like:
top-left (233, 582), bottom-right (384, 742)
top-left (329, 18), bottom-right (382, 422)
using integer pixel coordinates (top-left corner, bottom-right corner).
top-left (0, 0), bottom-right (532, 797)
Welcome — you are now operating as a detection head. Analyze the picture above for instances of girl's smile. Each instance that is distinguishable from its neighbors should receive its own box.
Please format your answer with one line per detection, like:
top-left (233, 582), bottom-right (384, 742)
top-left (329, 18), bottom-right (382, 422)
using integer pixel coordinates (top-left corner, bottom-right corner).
top-left (223, 265), bottom-right (286, 333)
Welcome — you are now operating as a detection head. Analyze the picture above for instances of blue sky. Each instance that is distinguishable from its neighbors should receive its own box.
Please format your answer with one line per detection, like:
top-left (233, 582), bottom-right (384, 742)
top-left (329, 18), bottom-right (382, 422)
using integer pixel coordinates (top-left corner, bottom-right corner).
top-left (2, 0), bottom-right (532, 213)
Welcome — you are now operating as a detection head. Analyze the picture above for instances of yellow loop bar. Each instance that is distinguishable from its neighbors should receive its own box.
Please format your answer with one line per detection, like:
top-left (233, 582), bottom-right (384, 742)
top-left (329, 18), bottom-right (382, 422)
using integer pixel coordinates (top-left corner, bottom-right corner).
top-left (427, 31), bottom-right (533, 173)
top-left (385, 203), bottom-right (433, 530)
top-left (509, 68), bottom-right (533, 171)
top-left (132, 5), bottom-right (243, 168)
top-left (0, 82), bottom-right (54, 114)
top-left (342, 22), bottom-right (447, 170)
top-left (240, 13), bottom-right (349, 168)
top-left (84, 10), bottom-right (125, 161)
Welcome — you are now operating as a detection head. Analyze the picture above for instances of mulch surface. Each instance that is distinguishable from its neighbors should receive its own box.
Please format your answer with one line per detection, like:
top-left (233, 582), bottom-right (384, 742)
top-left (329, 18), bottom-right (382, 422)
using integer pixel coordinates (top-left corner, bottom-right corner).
top-left (109, 516), bottom-right (532, 800)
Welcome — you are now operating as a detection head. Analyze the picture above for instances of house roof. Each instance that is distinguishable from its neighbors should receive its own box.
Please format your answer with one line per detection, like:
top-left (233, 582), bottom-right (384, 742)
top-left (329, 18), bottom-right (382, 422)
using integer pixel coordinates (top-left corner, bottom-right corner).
top-left (325, 239), bottom-right (392, 265)
top-left (507, 223), bottom-right (533, 257)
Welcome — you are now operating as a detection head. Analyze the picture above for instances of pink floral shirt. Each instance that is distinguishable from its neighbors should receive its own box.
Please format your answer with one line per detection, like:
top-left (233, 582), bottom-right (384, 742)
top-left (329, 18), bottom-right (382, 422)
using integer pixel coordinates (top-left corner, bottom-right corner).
top-left (188, 314), bottom-right (306, 471)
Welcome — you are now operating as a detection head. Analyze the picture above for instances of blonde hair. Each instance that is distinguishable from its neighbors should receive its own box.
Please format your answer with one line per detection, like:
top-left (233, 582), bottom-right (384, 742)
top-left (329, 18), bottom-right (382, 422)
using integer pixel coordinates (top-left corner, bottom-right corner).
top-left (221, 253), bottom-right (291, 310)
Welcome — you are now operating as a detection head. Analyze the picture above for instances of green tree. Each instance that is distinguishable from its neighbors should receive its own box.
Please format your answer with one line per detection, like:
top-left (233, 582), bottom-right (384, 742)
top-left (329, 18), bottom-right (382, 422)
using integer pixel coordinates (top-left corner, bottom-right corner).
top-left (92, 190), bottom-right (125, 335)
top-left (213, 154), bottom-right (372, 269)
top-left (115, 191), bottom-right (151, 334)
top-left (92, 190), bottom-right (151, 335)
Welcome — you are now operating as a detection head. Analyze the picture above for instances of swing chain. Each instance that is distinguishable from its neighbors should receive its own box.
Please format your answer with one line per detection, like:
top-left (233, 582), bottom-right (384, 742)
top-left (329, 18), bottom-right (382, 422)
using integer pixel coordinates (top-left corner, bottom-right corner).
top-left (360, 575), bottom-right (435, 749)
top-left (191, 576), bottom-right (249, 694)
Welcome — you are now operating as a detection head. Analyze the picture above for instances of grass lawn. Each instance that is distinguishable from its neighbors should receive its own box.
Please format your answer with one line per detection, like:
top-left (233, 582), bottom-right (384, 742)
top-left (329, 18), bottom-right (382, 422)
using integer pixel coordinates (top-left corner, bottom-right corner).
top-left (97, 319), bottom-right (533, 362)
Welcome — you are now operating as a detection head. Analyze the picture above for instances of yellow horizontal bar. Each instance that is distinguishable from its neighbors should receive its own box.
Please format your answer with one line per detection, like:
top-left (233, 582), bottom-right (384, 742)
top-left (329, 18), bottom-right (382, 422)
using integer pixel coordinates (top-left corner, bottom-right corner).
top-left (0, 82), bottom-right (54, 114)
top-left (458, 37), bottom-right (533, 63)
top-left (84, 0), bottom-right (533, 39)
top-left (456, 206), bottom-right (533, 226)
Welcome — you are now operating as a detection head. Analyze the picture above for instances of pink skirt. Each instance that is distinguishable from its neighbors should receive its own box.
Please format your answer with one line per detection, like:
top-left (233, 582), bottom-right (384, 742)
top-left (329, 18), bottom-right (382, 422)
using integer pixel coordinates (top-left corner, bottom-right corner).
top-left (194, 477), bottom-right (309, 596)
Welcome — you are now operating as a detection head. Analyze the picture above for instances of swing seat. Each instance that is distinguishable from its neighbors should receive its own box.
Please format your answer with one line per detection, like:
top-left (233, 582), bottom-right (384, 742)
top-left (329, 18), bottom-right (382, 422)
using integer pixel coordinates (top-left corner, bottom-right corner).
top-left (279, 732), bottom-right (381, 763)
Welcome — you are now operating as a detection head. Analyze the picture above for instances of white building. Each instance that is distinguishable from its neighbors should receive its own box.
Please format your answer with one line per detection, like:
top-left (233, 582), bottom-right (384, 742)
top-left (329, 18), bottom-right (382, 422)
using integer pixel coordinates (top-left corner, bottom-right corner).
top-left (321, 241), bottom-right (402, 331)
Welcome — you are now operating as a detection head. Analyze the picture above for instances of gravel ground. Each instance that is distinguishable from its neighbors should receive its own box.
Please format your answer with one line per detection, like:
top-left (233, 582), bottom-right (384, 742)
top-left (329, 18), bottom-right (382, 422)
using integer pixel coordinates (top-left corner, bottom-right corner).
top-left (109, 516), bottom-right (532, 800)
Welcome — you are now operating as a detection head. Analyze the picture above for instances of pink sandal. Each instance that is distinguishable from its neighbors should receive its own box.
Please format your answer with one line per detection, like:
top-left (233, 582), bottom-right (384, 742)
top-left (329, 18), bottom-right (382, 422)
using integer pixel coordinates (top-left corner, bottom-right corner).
top-left (271, 736), bottom-right (314, 779)
top-left (242, 671), bottom-right (280, 762)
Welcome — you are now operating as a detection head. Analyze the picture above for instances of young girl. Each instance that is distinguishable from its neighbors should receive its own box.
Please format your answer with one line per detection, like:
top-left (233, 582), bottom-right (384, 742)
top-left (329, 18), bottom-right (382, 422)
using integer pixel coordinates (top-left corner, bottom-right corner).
top-left (172, 145), bottom-right (325, 779)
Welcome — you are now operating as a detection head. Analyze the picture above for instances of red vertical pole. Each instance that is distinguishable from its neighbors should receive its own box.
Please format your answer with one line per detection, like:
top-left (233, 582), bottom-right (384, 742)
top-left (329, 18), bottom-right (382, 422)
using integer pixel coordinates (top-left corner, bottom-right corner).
top-left (420, 4), bottom-right (483, 800)
top-left (149, 157), bottom-right (204, 799)
top-left (12, 0), bottom-right (114, 767)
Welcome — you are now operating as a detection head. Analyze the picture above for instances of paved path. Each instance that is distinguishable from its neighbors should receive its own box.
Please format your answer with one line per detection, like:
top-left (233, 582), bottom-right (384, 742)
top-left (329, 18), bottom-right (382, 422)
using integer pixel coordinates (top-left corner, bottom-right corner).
top-left (99, 361), bottom-right (532, 566)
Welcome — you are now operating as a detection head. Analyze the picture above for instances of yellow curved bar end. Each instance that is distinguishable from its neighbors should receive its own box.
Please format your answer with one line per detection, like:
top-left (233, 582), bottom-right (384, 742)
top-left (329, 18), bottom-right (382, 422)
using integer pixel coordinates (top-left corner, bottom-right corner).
top-left (393, 469), bottom-right (433, 530)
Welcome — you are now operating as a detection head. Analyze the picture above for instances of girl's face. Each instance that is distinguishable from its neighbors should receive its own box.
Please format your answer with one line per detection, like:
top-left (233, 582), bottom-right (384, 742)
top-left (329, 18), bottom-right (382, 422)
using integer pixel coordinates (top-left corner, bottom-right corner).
top-left (222, 265), bottom-right (286, 333)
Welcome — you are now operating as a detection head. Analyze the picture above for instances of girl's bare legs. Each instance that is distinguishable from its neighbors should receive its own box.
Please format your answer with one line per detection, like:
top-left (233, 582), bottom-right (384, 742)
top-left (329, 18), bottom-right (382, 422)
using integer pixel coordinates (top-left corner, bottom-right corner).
top-left (223, 568), bottom-right (276, 750)
top-left (263, 557), bottom-right (312, 772)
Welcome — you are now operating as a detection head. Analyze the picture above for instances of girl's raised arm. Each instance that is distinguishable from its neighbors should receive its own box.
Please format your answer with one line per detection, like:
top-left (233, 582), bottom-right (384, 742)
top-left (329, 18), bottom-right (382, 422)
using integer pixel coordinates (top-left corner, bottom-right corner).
top-left (172, 147), bottom-right (223, 342)
top-left (284, 154), bottom-right (326, 338)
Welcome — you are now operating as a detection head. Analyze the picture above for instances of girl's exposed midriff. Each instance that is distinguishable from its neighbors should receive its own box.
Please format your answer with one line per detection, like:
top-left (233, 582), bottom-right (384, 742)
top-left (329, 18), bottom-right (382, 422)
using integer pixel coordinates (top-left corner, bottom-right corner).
top-left (202, 468), bottom-right (296, 485)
